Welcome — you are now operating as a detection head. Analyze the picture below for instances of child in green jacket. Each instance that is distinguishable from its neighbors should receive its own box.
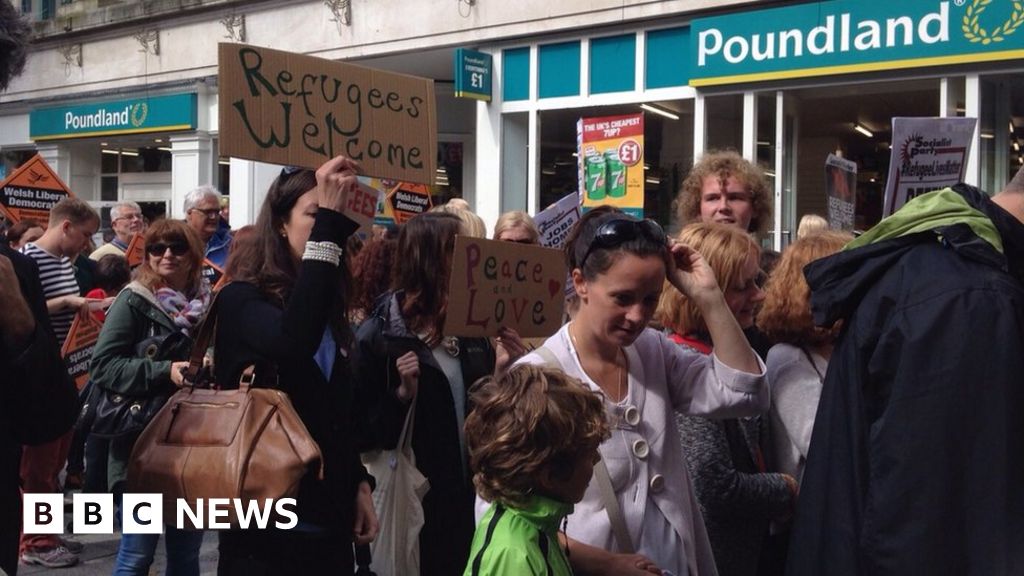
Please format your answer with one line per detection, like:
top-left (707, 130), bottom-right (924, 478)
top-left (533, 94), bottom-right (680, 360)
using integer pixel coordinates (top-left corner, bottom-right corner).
top-left (463, 364), bottom-right (610, 576)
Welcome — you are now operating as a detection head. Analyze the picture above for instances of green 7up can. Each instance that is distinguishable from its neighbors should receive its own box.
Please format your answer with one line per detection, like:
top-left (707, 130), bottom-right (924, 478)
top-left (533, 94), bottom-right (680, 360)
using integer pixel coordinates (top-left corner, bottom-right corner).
top-left (585, 154), bottom-right (607, 200)
top-left (604, 149), bottom-right (627, 198)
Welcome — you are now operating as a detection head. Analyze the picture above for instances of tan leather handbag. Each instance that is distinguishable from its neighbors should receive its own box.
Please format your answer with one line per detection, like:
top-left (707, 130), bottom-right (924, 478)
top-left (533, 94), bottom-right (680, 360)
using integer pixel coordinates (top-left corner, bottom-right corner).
top-left (126, 295), bottom-right (323, 529)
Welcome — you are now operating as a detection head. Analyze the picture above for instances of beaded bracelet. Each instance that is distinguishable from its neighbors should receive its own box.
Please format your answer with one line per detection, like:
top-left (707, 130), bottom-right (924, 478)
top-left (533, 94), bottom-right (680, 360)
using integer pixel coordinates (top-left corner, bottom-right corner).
top-left (302, 240), bottom-right (343, 266)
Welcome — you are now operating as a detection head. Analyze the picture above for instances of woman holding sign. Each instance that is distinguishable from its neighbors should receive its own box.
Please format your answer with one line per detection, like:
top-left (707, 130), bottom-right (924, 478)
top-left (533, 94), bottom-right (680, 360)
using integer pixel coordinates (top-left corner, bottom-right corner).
top-left (353, 211), bottom-right (525, 576)
top-left (214, 157), bottom-right (378, 574)
top-left (515, 206), bottom-right (767, 576)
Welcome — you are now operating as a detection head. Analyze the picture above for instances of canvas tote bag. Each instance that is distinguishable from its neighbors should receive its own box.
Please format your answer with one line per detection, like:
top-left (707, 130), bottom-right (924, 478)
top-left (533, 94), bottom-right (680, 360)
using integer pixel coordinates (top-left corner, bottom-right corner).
top-left (362, 398), bottom-right (429, 575)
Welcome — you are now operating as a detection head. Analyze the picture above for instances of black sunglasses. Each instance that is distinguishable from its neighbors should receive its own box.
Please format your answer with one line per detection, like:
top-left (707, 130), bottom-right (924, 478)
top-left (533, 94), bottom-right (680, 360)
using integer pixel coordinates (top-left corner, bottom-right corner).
top-left (579, 218), bottom-right (668, 270)
top-left (146, 242), bottom-right (189, 257)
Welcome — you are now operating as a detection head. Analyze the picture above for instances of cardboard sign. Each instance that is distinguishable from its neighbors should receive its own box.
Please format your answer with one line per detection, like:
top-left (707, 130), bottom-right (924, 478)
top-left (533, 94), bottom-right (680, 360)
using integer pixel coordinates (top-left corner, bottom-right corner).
top-left (535, 192), bottom-right (581, 249)
top-left (62, 312), bottom-right (103, 390)
top-left (577, 113), bottom-right (645, 218)
top-left (389, 183), bottom-right (432, 224)
top-left (883, 117), bottom-right (977, 217)
top-left (125, 233), bottom-right (145, 268)
top-left (445, 236), bottom-right (566, 338)
top-left (0, 154), bottom-right (74, 225)
top-left (218, 43), bottom-right (437, 185)
top-left (824, 154), bottom-right (856, 231)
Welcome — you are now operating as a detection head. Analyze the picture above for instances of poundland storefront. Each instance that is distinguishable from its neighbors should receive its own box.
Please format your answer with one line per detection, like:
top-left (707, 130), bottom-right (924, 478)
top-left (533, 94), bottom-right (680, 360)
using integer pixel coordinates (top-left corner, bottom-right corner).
top-left (477, 0), bottom-right (1023, 247)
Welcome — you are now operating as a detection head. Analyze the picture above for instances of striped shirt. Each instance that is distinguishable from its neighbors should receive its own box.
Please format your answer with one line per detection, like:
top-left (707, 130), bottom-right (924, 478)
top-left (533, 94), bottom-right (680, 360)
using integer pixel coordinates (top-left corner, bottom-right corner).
top-left (21, 242), bottom-right (80, 345)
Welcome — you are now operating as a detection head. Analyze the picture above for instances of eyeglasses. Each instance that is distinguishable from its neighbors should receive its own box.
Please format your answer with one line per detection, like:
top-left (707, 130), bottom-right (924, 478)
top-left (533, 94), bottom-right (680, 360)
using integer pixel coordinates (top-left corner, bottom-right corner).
top-left (146, 242), bottom-right (189, 257)
top-left (188, 208), bottom-right (221, 219)
top-left (578, 218), bottom-right (667, 270)
top-left (114, 213), bottom-right (143, 222)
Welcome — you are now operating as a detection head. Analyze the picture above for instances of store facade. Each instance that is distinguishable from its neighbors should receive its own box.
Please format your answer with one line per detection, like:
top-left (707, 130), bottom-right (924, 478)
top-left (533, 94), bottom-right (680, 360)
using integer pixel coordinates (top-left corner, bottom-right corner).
top-left (474, 0), bottom-right (1024, 248)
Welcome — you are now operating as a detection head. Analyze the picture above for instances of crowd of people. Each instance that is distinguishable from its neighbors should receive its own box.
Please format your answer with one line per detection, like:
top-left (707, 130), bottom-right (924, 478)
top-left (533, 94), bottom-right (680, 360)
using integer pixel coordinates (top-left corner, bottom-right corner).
top-left (1, 143), bottom-right (1020, 576)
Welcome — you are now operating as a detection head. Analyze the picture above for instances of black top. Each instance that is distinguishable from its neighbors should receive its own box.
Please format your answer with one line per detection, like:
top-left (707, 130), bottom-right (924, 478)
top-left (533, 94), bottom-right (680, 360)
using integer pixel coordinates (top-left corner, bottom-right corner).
top-left (0, 245), bottom-right (78, 575)
top-left (214, 208), bottom-right (371, 530)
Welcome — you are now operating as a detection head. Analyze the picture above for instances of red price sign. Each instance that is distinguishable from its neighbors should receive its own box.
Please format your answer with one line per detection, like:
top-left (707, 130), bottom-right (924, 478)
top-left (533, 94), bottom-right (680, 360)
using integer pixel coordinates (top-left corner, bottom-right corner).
top-left (618, 139), bottom-right (642, 166)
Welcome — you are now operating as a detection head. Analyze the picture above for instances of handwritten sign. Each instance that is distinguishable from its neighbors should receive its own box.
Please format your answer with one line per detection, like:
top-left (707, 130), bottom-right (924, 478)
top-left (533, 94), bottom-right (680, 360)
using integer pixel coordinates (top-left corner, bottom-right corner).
top-left (535, 192), bottom-right (581, 249)
top-left (0, 154), bottom-right (73, 225)
top-left (62, 312), bottom-right (103, 390)
top-left (125, 233), bottom-right (145, 268)
top-left (824, 154), bottom-right (856, 231)
top-left (883, 116), bottom-right (976, 217)
top-left (218, 43), bottom-right (437, 184)
top-left (445, 236), bottom-right (566, 338)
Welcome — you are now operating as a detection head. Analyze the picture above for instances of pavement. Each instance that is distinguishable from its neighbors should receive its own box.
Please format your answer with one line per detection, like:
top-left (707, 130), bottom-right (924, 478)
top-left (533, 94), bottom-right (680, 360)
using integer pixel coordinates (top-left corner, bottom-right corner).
top-left (17, 492), bottom-right (219, 576)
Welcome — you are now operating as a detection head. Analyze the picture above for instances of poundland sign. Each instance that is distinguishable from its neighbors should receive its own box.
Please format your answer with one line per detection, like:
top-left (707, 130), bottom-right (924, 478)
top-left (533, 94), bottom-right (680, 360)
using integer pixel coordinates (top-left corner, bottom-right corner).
top-left (690, 0), bottom-right (1024, 87)
top-left (30, 93), bottom-right (197, 141)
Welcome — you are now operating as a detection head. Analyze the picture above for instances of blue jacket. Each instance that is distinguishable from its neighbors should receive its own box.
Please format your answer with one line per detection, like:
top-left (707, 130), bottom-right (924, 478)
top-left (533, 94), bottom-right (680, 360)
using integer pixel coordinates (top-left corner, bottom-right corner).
top-left (204, 221), bottom-right (232, 269)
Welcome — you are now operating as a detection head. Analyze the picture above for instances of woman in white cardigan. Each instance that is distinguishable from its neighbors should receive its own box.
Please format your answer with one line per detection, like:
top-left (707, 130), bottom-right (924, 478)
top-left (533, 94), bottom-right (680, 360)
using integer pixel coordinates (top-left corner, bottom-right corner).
top-left (514, 206), bottom-right (767, 576)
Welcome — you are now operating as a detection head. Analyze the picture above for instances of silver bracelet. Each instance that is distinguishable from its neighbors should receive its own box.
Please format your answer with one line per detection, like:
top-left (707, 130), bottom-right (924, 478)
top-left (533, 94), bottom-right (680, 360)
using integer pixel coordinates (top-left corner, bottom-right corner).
top-left (302, 241), bottom-right (343, 266)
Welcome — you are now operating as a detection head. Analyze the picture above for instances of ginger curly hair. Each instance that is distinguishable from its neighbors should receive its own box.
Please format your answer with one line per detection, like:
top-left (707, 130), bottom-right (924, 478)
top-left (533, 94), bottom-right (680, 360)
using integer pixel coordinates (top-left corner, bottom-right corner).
top-left (757, 231), bottom-right (851, 346)
top-left (676, 150), bottom-right (772, 234)
top-left (466, 364), bottom-right (610, 507)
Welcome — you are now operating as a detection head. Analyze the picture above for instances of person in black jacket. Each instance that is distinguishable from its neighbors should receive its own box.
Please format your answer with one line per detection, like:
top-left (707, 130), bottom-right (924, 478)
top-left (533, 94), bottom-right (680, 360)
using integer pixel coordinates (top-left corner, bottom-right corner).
top-left (214, 156), bottom-right (378, 575)
top-left (354, 211), bottom-right (522, 576)
top-left (0, 245), bottom-right (79, 576)
top-left (787, 170), bottom-right (1024, 576)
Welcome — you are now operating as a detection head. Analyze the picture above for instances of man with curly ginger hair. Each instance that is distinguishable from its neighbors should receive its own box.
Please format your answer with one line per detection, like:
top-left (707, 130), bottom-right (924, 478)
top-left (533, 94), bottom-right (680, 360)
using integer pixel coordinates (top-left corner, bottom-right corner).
top-left (464, 364), bottom-right (610, 576)
top-left (677, 150), bottom-right (772, 235)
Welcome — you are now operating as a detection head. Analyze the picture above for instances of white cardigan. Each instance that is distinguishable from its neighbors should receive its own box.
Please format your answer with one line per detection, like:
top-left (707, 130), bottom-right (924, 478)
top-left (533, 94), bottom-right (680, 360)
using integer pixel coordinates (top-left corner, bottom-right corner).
top-left (516, 325), bottom-right (767, 576)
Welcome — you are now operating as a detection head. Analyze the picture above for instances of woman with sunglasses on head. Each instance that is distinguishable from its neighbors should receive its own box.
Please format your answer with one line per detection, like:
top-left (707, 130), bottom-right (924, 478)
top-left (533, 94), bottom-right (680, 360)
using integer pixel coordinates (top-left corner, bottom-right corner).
top-left (653, 222), bottom-right (795, 576)
top-left (213, 157), bottom-right (378, 575)
top-left (513, 205), bottom-right (767, 576)
top-left (90, 219), bottom-right (210, 576)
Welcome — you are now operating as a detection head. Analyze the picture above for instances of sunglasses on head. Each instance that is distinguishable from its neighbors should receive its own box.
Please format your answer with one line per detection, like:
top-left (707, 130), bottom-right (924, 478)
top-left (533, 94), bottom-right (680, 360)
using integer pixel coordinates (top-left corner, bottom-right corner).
top-left (146, 241), bottom-right (189, 257)
top-left (579, 218), bottom-right (668, 270)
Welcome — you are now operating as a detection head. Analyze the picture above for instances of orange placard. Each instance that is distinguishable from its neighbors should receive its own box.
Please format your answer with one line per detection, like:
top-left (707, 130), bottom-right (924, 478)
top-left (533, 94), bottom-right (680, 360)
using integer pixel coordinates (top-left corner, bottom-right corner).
top-left (0, 154), bottom-right (74, 225)
top-left (125, 233), bottom-right (145, 268)
top-left (388, 183), bottom-right (433, 224)
top-left (61, 312), bottom-right (104, 390)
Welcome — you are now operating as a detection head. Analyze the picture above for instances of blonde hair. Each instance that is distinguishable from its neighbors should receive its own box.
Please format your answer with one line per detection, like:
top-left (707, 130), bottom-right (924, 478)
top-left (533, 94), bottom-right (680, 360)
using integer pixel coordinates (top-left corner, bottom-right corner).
top-left (466, 364), bottom-right (610, 507)
top-left (797, 214), bottom-right (829, 239)
top-left (653, 222), bottom-right (759, 336)
top-left (677, 150), bottom-right (772, 234)
top-left (757, 231), bottom-right (851, 346)
top-left (432, 203), bottom-right (486, 238)
top-left (493, 211), bottom-right (540, 244)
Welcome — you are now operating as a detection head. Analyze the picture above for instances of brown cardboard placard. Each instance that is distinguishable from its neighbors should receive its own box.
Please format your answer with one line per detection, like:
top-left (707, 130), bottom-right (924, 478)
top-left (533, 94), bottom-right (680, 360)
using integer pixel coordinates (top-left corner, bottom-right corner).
top-left (0, 154), bottom-right (74, 226)
top-left (124, 233), bottom-right (145, 268)
top-left (218, 43), bottom-right (437, 185)
top-left (444, 236), bottom-right (566, 338)
top-left (62, 312), bottom-right (103, 390)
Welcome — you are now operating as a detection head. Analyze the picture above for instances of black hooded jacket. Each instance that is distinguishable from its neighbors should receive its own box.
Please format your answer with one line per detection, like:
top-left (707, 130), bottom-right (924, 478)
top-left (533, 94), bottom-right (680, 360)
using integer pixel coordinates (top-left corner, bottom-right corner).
top-left (786, 184), bottom-right (1024, 576)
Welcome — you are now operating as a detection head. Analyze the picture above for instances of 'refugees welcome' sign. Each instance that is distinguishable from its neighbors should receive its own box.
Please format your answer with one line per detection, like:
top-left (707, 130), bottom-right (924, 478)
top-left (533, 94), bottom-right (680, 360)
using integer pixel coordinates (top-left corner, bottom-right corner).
top-left (690, 0), bottom-right (1024, 86)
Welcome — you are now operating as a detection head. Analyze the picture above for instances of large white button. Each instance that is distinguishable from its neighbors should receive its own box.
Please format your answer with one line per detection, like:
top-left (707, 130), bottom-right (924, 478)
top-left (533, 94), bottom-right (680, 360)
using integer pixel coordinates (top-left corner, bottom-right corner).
top-left (632, 439), bottom-right (649, 459)
top-left (650, 474), bottom-right (665, 493)
top-left (623, 405), bottom-right (640, 426)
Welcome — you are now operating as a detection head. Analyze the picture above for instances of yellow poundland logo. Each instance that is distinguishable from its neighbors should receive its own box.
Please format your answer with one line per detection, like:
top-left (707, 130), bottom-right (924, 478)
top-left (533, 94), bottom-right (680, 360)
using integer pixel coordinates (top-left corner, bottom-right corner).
top-left (130, 102), bottom-right (149, 127)
top-left (962, 0), bottom-right (1024, 44)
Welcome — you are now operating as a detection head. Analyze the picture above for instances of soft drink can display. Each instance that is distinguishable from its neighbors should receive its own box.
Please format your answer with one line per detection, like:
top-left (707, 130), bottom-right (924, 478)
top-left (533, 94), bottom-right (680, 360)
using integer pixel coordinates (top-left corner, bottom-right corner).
top-left (604, 149), bottom-right (627, 198)
top-left (585, 154), bottom-right (607, 200)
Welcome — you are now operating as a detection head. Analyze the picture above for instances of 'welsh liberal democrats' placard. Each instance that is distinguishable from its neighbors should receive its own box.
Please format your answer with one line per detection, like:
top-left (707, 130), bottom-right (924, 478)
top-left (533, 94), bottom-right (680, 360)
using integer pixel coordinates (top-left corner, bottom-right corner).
top-left (218, 43), bottom-right (437, 185)
top-left (445, 236), bottom-right (565, 338)
top-left (0, 154), bottom-right (74, 225)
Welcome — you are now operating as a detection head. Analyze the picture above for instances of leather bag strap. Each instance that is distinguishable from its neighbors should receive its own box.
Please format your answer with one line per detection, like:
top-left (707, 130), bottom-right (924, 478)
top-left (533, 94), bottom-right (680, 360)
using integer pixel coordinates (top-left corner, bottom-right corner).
top-left (184, 291), bottom-right (220, 384)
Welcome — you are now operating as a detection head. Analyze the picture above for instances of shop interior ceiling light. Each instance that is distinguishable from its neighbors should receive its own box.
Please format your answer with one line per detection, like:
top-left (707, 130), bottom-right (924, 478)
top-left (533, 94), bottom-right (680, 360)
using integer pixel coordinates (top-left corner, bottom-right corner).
top-left (853, 123), bottom-right (873, 138)
top-left (639, 104), bottom-right (680, 121)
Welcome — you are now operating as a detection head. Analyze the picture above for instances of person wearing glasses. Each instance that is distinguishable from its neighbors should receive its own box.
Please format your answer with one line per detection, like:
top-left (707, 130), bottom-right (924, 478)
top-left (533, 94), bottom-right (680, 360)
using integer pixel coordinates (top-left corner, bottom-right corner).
top-left (653, 222), bottom-right (795, 576)
top-left (513, 206), bottom-right (766, 576)
top-left (493, 210), bottom-right (541, 245)
top-left (90, 219), bottom-right (210, 575)
top-left (183, 184), bottom-right (232, 269)
top-left (91, 201), bottom-right (146, 261)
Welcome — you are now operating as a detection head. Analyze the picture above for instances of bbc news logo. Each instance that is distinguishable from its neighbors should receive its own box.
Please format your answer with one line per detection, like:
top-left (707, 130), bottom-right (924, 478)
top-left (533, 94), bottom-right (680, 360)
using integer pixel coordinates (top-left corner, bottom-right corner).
top-left (23, 494), bottom-right (298, 534)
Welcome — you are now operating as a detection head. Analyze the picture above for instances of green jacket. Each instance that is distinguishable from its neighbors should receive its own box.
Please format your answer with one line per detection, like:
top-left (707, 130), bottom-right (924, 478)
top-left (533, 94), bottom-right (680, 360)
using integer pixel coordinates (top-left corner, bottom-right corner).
top-left (89, 281), bottom-right (181, 490)
top-left (464, 495), bottom-right (574, 576)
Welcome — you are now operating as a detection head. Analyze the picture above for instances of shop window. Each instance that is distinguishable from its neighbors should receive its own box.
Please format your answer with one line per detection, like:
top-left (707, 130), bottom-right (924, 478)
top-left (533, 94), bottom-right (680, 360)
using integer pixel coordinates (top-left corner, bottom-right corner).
top-left (980, 75), bottom-right (1023, 195)
top-left (646, 27), bottom-right (690, 90)
top-left (590, 35), bottom-right (635, 95)
top-left (120, 147), bottom-right (171, 173)
top-left (538, 42), bottom-right (581, 99)
top-left (537, 100), bottom-right (694, 229)
top-left (435, 142), bottom-right (464, 206)
top-left (503, 48), bottom-right (530, 102)
top-left (705, 94), bottom-right (743, 152)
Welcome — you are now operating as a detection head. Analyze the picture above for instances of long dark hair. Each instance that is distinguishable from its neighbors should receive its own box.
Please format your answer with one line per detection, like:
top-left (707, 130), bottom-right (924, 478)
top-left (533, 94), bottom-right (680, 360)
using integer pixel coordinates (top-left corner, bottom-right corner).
top-left (392, 212), bottom-right (462, 346)
top-left (225, 169), bottom-right (351, 338)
